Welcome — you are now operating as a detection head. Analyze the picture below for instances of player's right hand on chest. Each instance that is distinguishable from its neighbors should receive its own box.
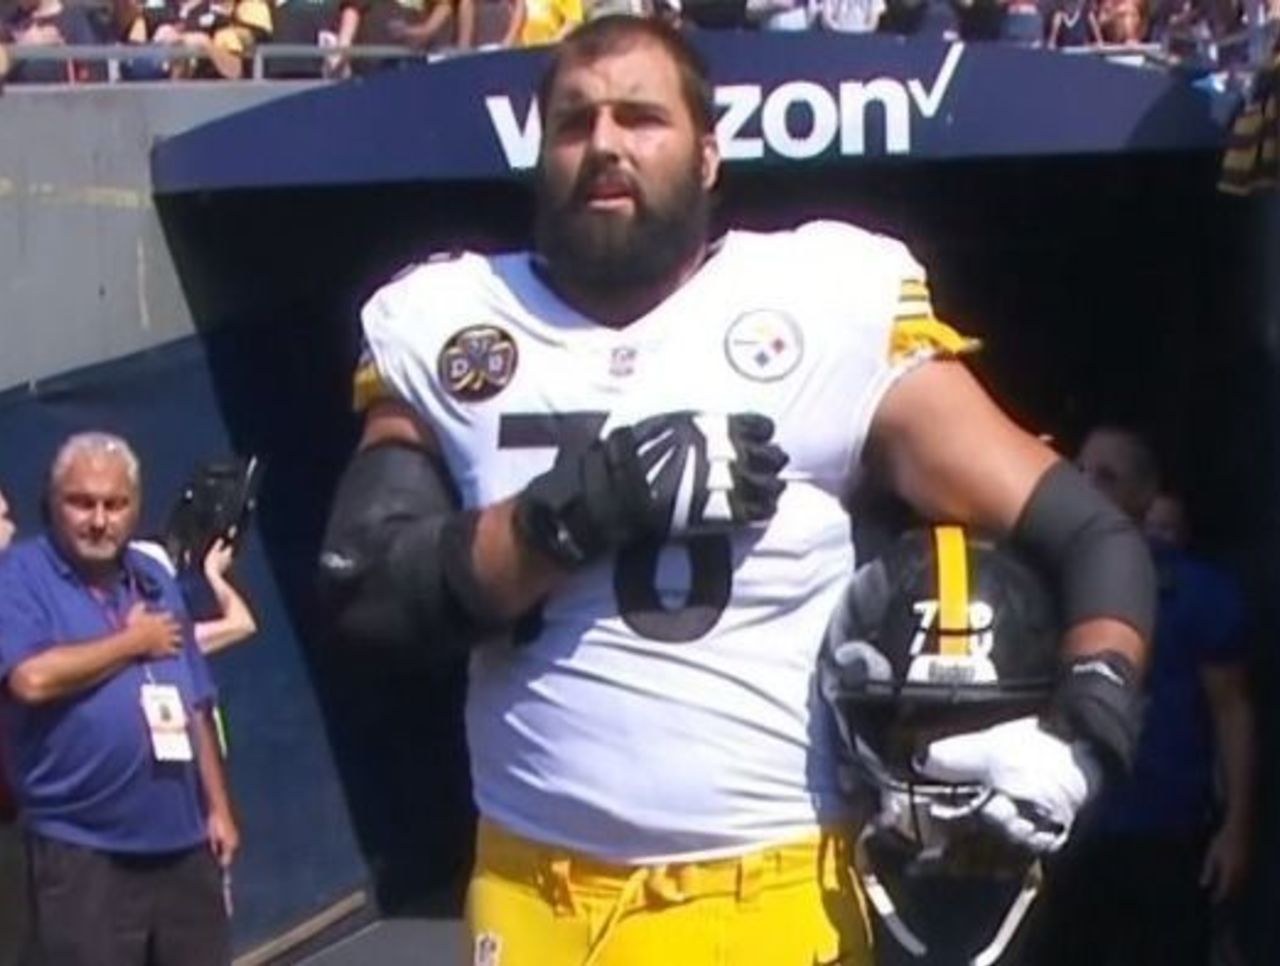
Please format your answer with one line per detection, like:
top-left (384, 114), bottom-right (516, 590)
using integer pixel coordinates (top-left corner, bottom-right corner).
top-left (515, 411), bottom-right (788, 570)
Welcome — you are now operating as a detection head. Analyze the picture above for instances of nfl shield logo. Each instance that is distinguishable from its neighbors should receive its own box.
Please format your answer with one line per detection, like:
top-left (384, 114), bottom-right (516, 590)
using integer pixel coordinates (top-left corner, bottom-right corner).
top-left (474, 932), bottom-right (502, 966)
top-left (609, 346), bottom-right (637, 378)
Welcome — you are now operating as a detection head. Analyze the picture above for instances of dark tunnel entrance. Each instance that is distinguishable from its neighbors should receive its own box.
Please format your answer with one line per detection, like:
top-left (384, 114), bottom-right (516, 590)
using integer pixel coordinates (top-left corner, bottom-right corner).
top-left (152, 148), bottom-right (1279, 958)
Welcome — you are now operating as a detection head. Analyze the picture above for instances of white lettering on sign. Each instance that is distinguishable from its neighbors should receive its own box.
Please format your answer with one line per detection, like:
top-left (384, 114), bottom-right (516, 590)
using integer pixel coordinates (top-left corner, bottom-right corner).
top-left (485, 94), bottom-right (542, 171)
top-left (487, 44), bottom-right (965, 169)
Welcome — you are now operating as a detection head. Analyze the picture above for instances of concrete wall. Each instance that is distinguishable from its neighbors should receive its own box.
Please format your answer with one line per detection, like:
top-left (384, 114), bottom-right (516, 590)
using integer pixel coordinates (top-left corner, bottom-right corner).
top-left (0, 82), bottom-right (318, 392)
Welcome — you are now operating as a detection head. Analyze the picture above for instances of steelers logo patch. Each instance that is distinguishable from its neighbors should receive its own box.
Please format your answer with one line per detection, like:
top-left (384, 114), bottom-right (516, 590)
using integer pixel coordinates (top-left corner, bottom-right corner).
top-left (724, 310), bottom-right (803, 382)
top-left (438, 325), bottom-right (519, 401)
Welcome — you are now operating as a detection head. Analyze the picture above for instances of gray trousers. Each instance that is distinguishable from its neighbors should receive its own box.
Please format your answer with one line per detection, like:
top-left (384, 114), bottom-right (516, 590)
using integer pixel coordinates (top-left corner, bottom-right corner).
top-left (0, 823), bottom-right (28, 966)
top-left (25, 834), bottom-right (229, 966)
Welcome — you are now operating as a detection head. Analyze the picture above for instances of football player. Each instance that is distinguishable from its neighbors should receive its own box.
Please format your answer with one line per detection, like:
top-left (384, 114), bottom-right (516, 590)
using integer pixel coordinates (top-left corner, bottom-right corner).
top-left (320, 17), bottom-right (1154, 965)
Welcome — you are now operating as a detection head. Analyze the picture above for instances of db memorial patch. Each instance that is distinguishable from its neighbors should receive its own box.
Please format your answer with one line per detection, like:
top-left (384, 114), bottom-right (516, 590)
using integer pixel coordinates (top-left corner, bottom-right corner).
top-left (438, 325), bottom-right (519, 401)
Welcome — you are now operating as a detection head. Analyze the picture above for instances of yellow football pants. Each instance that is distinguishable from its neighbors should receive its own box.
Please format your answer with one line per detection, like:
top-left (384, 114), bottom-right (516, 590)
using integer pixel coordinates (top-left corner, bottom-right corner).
top-left (464, 819), bottom-right (873, 966)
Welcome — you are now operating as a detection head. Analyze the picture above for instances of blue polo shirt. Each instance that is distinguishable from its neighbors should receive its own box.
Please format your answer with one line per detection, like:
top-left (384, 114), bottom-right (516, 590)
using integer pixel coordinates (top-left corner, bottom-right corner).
top-left (1097, 540), bottom-right (1246, 833)
top-left (0, 536), bottom-right (216, 854)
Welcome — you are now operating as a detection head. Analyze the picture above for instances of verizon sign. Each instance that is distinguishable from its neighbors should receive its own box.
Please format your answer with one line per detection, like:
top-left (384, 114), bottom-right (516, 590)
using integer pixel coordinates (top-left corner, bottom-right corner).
top-left (485, 44), bottom-right (965, 170)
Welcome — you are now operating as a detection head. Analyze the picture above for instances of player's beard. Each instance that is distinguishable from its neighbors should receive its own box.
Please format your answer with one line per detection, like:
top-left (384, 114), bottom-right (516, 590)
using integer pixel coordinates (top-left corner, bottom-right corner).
top-left (534, 155), bottom-right (710, 300)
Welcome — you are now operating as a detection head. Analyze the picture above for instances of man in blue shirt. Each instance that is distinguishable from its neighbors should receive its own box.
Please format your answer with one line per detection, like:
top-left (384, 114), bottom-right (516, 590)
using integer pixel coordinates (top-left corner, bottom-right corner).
top-left (1022, 425), bottom-right (1256, 966)
top-left (0, 433), bottom-right (238, 966)
top-left (0, 485), bottom-right (24, 966)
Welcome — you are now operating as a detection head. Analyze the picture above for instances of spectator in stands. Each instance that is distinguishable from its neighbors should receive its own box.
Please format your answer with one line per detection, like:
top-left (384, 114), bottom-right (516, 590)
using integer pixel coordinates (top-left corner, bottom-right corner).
top-left (659, 0), bottom-right (743, 26)
top-left (328, 0), bottom-right (464, 75)
top-left (1047, 0), bottom-right (1101, 44)
top-left (3, 0), bottom-right (103, 83)
top-left (171, 0), bottom-right (273, 79)
top-left (1023, 425), bottom-right (1257, 966)
top-left (331, 0), bottom-right (418, 74)
top-left (0, 27), bottom-right (12, 84)
top-left (517, 0), bottom-right (579, 45)
top-left (110, 0), bottom-right (186, 79)
top-left (816, 0), bottom-right (885, 32)
top-left (582, 0), bottom-right (639, 17)
top-left (1163, 0), bottom-right (1247, 60)
top-left (64, 0), bottom-right (114, 40)
top-left (999, 0), bottom-right (1046, 43)
top-left (260, 0), bottom-right (336, 78)
top-left (1098, 0), bottom-right (1147, 41)
top-left (453, 0), bottom-right (521, 48)
top-left (113, 0), bottom-right (166, 50)
top-left (1148, 0), bottom-right (1189, 39)
top-left (744, 0), bottom-right (814, 29)
top-left (1207, 0), bottom-right (1244, 34)
top-left (941, 0), bottom-right (1024, 41)
top-left (877, 0), bottom-right (962, 39)
top-left (0, 432), bottom-right (238, 966)
top-left (384, 0), bottom-right (465, 51)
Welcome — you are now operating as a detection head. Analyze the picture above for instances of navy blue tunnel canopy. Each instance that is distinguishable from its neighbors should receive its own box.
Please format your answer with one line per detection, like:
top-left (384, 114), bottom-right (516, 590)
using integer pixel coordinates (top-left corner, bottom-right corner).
top-left (149, 33), bottom-right (1237, 195)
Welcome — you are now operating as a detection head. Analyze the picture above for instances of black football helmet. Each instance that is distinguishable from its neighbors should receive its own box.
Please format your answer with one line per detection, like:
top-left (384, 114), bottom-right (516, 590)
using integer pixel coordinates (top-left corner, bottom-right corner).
top-left (819, 525), bottom-right (1060, 965)
top-left (162, 455), bottom-right (262, 572)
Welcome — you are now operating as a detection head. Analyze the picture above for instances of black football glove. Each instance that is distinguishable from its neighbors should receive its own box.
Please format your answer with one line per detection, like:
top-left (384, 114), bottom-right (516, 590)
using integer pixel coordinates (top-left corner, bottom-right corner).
top-left (514, 411), bottom-right (789, 570)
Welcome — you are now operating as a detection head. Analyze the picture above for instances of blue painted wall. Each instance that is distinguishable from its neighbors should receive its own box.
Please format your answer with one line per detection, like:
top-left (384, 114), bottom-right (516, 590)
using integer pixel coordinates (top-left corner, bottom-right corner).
top-left (0, 340), bottom-right (373, 950)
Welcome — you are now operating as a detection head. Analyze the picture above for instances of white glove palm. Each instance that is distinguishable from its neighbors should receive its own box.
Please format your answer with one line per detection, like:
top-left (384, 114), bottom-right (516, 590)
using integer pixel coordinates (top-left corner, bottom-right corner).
top-left (916, 715), bottom-right (1102, 854)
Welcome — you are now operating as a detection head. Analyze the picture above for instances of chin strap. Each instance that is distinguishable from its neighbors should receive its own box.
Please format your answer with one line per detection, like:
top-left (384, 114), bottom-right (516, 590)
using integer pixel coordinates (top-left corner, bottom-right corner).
top-left (855, 825), bottom-right (928, 958)
top-left (970, 861), bottom-right (1043, 966)
top-left (853, 825), bottom-right (1045, 966)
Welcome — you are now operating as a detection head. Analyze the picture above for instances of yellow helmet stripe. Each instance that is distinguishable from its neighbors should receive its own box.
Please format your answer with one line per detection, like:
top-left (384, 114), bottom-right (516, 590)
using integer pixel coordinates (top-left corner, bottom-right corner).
top-left (934, 525), bottom-right (970, 656)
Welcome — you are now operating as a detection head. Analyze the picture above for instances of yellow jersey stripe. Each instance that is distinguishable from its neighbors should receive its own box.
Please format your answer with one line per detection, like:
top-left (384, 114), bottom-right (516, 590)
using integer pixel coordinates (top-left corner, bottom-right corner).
top-left (352, 361), bottom-right (393, 412)
top-left (895, 297), bottom-right (933, 312)
top-left (892, 310), bottom-right (940, 324)
top-left (889, 318), bottom-right (982, 363)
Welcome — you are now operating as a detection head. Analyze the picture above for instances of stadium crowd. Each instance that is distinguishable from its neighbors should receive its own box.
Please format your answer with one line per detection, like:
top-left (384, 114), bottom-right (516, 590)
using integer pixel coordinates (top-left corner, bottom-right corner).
top-left (0, 0), bottom-right (1275, 82)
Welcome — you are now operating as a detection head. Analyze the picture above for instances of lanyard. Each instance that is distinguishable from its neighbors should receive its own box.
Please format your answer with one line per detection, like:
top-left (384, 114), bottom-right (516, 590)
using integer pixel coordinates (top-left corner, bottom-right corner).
top-left (87, 570), bottom-right (159, 685)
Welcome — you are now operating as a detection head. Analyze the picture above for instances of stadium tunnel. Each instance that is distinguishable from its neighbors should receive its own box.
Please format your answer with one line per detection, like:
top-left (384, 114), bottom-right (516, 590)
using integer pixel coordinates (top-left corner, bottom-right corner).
top-left (5, 31), bottom-right (1276, 963)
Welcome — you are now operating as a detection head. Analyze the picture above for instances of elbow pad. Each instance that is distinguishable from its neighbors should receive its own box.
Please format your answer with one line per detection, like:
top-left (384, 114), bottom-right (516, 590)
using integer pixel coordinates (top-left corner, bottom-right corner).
top-left (318, 442), bottom-right (506, 658)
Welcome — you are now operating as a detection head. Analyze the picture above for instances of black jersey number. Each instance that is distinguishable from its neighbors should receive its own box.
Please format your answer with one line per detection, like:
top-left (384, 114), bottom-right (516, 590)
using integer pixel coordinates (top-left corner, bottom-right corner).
top-left (499, 412), bottom-right (733, 643)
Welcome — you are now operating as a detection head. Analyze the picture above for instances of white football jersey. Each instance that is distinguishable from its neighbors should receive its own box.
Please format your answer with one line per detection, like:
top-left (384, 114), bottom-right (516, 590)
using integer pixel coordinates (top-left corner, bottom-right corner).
top-left (358, 220), bottom-right (965, 863)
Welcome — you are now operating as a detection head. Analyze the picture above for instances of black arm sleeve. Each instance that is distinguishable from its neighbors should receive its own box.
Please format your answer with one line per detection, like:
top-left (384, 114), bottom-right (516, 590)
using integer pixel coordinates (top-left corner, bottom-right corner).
top-left (1012, 460), bottom-right (1156, 642)
top-left (1012, 460), bottom-right (1155, 776)
top-left (317, 441), bottom-right (509, 659)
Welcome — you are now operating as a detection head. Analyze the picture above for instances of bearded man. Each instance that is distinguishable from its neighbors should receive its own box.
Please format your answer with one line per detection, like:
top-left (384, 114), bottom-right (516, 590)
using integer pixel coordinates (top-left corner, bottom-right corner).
top-left (320, 18), bottom-right (1154, 965)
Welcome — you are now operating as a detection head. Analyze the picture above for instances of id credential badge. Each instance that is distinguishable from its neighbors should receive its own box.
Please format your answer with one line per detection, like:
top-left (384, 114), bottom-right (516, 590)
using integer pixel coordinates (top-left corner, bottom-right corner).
top-left (140, 683), bottom-right (193, 761)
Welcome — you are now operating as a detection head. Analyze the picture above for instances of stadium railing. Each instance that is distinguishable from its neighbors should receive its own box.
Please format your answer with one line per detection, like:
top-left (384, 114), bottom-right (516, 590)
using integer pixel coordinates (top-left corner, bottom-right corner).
top-left (1, 22), bottom-right (1276, 84)
top-left (0, 41), bottom-right (436, 82)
